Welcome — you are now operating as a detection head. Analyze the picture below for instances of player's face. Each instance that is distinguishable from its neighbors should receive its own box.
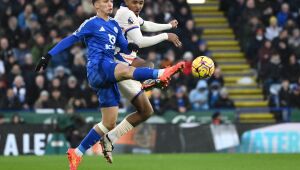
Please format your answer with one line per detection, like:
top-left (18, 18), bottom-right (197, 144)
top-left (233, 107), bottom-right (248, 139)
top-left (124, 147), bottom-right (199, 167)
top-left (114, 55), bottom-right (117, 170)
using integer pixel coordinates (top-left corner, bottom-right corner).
top-left (125, 0), bottom-right (144, 16)
top-left (95, 0), bottom-right (114, 15)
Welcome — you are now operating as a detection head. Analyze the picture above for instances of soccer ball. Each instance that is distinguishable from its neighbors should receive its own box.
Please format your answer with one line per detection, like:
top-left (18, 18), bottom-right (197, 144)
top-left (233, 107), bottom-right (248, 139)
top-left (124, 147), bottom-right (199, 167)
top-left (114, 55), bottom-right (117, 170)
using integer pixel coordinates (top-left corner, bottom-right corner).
top-left (192, 56), bottom-right (215, 79)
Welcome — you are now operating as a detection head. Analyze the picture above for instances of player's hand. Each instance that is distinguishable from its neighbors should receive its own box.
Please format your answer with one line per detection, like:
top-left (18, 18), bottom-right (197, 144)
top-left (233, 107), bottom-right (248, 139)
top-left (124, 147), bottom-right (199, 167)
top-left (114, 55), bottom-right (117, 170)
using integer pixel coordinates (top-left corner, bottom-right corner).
top-left (169, 20), bottom-right (178, 29)
top-left (128, 43), bottom-right (140, 53)
top-left (167, 33), bottom-right (182, 47)
top-left (35, 54), bottom-right (52, 72)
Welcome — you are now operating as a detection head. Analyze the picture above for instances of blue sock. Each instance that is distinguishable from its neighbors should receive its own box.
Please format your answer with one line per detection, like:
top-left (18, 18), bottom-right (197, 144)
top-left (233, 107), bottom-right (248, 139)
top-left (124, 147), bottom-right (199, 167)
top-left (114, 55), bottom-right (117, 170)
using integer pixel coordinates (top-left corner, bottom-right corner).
top-left (77, 128), bottom-right (101, 154)
top-left (133, 67), bottom-right (159, 81)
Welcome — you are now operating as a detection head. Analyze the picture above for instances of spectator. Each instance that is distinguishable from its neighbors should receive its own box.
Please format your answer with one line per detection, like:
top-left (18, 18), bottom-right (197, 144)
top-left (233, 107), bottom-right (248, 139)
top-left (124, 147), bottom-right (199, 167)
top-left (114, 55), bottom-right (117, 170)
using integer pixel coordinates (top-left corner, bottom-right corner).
top-left (10, 113), bottom-right (24, 124)
top-left (168, 86), bottom-right (190, 113)
top-left (276, 3), bottom-right (290, 27)
top-left (189, 80), bottom-right (209, 110)
top-left (265, 16), bottom-right (282, 41)
top-left (209, 81), bottom-right (221, 108)
top-left (208, 67), bottom-right (224, 87)
top-left (212, 111), bottom-right (223, 125)
top-left (5, 16), bottom-right (22, 48)
top-left (13, 40), bottom-right (30, 65)
top-left (279, 80), bottom-right (292, 107)
top-left (48, 88), bottom-right (67, 109)
top-left (68, 96), bottom-right (87, 110)
top-left (17, 4), bottom-right (37, 30)
top-left (282, 54), bottom-right (300, 83)
top-left (194, 40), bottom-right (211, 58)
top-left (12, 75), bottom-right (27, 108)
top-left (34, 90), bottom-right (51, 109)
top-left (65, 76), bottom-right (82, 100)
top-left (214, 88), bottom-right (235, 109)
top-left (54, 66), bottom-right (68, 87)
top-left (86, 93), bottom-right (99, 109)
top-left (27, 74), bottom-right (47, 107)
top-left (291, 77), bottom-right (300, 108)
top-left (288, 28), bottom-right (300, 57)
top-left (279, 80), bottom-right (292, 122)
top-left (0, 37), bottom-right (13, 61)
top-left (0, 88), bottom-right (22, 110)
top-left (71, 51), bottom-right (86, 84)
top-left (246, 28), bottom-right (265, 67)
top-left (182, 51), bottom-right (193, 76)
top-left (261, 53), bottom-right (283, 97)
top-left (272, 29), bottom-right (290, 65)
top-left (149, 88), bottom-right (167, 116)
top-left (31, 33), bottom-right (52, 64)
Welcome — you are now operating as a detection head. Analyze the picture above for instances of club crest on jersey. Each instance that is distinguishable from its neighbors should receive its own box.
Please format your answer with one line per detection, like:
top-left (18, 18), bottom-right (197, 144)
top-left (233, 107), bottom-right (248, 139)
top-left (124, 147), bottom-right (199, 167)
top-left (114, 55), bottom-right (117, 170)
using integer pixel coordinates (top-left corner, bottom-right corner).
top-left (128, 17), bottom-right (134, 24)
top-left (114, 27), bottom-right (118, 33)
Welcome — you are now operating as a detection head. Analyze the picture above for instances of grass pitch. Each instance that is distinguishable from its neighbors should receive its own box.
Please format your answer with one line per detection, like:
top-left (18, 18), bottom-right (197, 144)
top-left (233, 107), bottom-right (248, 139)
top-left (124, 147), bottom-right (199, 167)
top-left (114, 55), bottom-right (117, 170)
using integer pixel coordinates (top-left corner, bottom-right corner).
top-left (1, 153), bottom-right (299, 170)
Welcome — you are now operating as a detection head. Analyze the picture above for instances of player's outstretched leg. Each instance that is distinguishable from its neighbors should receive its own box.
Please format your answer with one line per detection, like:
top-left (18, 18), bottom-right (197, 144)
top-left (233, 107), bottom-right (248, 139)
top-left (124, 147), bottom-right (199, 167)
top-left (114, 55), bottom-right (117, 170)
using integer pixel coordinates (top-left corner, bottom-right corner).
top-left (115, 61), bottom-right (186, 84)
top-left (141, 61), bottom-right (186, 90)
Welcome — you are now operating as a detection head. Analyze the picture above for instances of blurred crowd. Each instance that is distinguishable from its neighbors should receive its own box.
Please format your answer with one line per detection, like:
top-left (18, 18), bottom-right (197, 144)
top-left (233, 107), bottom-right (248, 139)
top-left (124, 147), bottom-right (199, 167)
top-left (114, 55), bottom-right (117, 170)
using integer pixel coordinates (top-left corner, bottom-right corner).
top-left (221, 0), bottom-right (300, 109)
top-left (0, 0), bottom-right (234, 116)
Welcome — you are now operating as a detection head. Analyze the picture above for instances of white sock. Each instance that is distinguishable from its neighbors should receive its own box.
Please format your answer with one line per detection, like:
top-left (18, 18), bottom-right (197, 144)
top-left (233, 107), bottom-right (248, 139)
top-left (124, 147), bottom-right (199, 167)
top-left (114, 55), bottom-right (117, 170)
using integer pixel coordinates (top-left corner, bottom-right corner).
top-left (75, 148), bottom-right (83, 157)
top-left (158, 69), bottom-right (164, 78)
top-left (108, 119), bottom-right (134, 144)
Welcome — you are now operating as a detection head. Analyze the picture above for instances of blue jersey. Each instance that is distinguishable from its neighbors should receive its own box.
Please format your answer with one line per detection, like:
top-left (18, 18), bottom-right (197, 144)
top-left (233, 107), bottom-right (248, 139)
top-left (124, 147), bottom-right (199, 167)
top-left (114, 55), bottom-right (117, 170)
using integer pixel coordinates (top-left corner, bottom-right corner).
top-left (73, 16), bottom-right (129, 62)
top-left (47, 16), bottom-right (132, 108)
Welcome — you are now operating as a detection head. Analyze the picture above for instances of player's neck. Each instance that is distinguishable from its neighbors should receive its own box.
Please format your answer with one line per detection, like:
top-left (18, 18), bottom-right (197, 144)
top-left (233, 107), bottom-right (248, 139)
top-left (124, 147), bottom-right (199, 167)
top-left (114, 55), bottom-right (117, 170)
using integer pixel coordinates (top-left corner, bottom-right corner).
top-left (96, 12), bottom-right (109, 21)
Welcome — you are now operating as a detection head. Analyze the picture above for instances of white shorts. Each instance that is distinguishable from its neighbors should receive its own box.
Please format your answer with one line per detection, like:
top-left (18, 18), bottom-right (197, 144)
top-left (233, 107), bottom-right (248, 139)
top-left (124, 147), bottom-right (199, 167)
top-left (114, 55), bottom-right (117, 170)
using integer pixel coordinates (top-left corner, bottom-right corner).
top-left (118, 79), bottom-right (143, 102)
top-left (115, 53), bottom-right (142, 102)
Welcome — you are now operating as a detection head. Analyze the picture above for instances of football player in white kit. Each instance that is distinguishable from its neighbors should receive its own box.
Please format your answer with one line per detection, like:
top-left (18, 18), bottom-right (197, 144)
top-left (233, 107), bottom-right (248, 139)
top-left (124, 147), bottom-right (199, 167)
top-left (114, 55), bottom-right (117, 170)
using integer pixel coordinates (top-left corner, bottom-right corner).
top-left (100, 0), bottom-right (182, 163)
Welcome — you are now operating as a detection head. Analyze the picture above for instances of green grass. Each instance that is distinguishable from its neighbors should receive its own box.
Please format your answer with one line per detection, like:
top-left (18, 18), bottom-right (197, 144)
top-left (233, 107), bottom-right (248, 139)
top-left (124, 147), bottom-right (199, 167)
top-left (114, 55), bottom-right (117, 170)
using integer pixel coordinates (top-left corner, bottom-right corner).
top-left (1, 154), bottom-right (300, 170)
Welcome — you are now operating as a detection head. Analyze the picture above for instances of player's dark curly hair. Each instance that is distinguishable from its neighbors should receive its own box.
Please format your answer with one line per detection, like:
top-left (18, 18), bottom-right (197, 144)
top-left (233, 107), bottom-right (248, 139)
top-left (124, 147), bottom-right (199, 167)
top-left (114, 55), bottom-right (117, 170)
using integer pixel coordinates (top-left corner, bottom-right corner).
top-left (92, 0), bottom-right (96, 5)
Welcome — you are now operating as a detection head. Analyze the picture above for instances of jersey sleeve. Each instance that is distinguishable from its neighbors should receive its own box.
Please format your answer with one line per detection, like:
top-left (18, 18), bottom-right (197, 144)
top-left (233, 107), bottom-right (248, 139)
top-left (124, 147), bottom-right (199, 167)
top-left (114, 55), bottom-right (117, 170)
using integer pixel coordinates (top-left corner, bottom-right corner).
top-left (48, 35), bottom-right (80, 56)
top-left (115, 23), bottom-right (130, 54)
top-left (138, 16), bottom-right (145, 26)
top-left (114, 8), bottom-right (140, 35)
top-left (73, 19), bottom-right (93, 39)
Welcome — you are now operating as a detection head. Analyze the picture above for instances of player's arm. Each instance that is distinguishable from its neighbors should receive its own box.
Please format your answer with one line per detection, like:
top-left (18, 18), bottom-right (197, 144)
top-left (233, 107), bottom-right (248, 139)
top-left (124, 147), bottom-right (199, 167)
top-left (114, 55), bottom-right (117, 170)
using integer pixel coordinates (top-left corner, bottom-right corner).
top-left (35, 35), bottom-right (80, 72)
top-left (35, 20), bottom-right (92, 72)
top-left (116, 25), bottom-right (139, 55)
top-left (126, 28), bottom-right (181, 48)
top-left (140, 19), bottom-right (178, 32)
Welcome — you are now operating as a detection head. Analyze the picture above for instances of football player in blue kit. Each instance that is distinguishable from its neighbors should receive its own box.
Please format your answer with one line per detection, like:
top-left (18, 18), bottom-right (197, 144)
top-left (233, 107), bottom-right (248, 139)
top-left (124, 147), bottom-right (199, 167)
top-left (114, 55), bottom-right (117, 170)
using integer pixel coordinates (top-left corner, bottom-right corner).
top-left (34, 0), bottom-right (185, 169)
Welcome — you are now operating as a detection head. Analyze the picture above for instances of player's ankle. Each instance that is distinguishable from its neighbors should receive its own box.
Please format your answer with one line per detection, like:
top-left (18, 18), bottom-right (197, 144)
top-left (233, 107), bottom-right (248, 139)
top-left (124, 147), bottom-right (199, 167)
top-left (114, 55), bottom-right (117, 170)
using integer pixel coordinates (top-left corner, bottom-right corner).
top-left (75, 148), bottom-right (83, 157)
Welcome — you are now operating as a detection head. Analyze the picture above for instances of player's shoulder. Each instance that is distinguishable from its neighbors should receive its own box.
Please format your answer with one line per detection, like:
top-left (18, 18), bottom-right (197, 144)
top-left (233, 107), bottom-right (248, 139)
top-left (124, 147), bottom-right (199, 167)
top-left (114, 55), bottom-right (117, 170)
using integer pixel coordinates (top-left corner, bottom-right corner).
top-left (80, 16), bottom-right (98, 28)
top-left (115, 6), bottom-right (137, 20)
top-left (108, 17), bottom-right (120, 27)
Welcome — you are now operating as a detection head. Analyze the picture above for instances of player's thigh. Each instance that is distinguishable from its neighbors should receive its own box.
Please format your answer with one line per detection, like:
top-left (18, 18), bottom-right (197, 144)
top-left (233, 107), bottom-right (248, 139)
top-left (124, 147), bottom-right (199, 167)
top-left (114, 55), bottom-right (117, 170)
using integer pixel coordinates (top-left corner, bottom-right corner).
top-left (114, 63), bottom-right (135, 81)
top-left (118, 79), bottom-right (142, 101)
top-left (132, 92), bottom-right (153, 117)
top-left (96, 83), bottom-right (120, 129)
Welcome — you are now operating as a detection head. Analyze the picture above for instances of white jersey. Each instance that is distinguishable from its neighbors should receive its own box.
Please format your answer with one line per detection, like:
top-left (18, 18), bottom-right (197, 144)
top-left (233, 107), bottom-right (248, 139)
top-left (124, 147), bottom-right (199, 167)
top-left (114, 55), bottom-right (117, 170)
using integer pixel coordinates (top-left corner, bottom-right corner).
top-left (114, 5), bottom-right (171, 101)
top-left (114, 6), bottom-right (144, 43)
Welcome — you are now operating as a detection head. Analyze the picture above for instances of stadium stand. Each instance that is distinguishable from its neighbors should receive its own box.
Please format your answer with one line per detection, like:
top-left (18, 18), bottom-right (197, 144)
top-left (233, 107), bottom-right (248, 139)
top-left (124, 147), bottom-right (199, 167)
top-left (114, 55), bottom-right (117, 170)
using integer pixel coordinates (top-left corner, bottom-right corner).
top-left (0, 0), bottom-right (299, 123)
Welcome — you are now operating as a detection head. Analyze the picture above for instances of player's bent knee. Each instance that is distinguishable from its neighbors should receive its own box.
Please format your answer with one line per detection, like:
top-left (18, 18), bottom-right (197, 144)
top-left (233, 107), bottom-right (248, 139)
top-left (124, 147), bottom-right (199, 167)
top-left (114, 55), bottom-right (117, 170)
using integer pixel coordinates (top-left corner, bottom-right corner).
top-left (115, 64), bottom-right (135, 80)
top-left (102, 122), bottom-right (116, 130)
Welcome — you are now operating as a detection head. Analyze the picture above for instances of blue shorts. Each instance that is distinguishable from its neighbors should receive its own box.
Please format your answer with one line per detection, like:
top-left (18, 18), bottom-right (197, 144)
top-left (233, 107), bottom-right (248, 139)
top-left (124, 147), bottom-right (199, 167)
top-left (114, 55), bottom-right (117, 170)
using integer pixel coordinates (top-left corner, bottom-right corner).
top-left (87, 58), bottom-right (120, 108)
